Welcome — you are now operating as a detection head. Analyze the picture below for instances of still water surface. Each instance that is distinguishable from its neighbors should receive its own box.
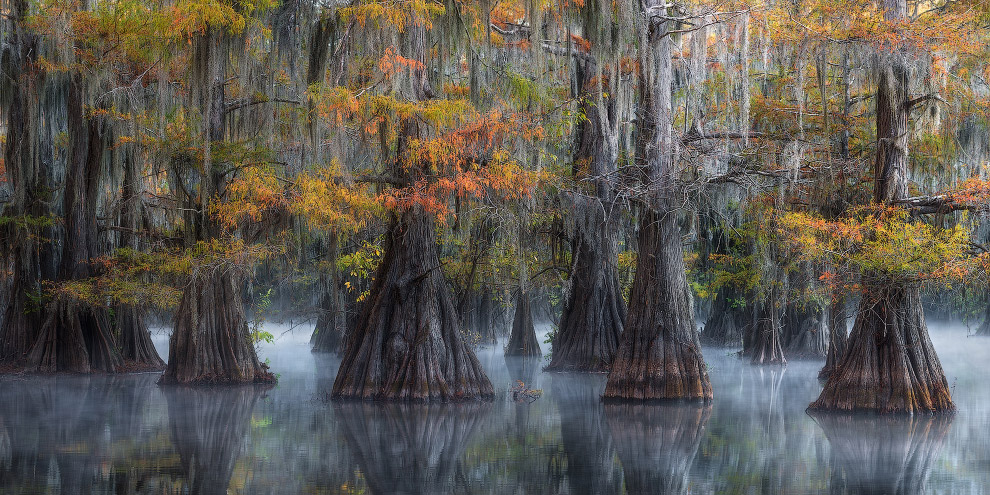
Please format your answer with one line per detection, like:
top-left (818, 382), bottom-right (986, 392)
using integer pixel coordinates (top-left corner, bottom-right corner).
top-left (0, 322), bottom-right (988, 494)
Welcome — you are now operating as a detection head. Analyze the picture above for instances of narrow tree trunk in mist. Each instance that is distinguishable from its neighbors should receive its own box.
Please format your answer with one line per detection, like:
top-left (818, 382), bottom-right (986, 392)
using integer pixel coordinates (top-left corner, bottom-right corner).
top-left (975, 294), bottom-right (990, 336)
top-left (744, 293), bottom-right (786, 365)
top-left (702, 291), bottom-right (747, 347)
top-left (332, 211), bottom-right (494, 401)
top-left (819, 293), bottom-right (848, 379)
top-left (811, 0), bottom-right (952, 413)
top-left (783, 302), bottom-right (827, 359)
top-left (505, 291), bottom-right (541, 357)
top-left (605, 403), bottom-right (711, 494)
top-left (548, 4), bottom-right (626, 372)
top-left (603, 2), bottom-right (711, 401)
top-left (311, 238), bottom-right (347, 354)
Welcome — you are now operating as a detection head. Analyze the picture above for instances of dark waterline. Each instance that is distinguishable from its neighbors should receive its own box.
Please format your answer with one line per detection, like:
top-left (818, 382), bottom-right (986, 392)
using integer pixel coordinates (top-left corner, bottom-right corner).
top-left (0, 322), bottom-right (987, 493)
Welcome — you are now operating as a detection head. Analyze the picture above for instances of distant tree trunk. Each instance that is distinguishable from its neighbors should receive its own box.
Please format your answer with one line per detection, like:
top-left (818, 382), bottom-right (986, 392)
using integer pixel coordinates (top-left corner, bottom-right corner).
top-left (819, 292), bottom-right (848, 379)
top-left (974, 294), bottom-right (990, 336)
top-left (332, 211), bottom-right (494, 400)
top-left (701, 291), bottom-right (746, 347)
top-left (605, 403), bottom-right (712, 494)
top-left (547, 2), bottom-right (626, 372)
top-left (810, 412), bottom-right (952, 493)
top-left (603, 2), bottom-right (711, 401)
top-left (505, 291), bottom-right (541, 357)
top-left (743, 291), bottom-right (786, 366)
top-left (810, 0), bottom-right (952, 414)
top-left (783, 302), bottom-right (827, 359)
top-left (161, 29), bottom-right (273, 385)
top-left (554, 376), bottom-right (623, 495)
top-left (335, 403), bottom-right (490, 493)
top-left (115, 147), bottom-right (165, 371)
top-left (311, 238), bottom-right (347, 354)
top-left (165, 386), bottom-right (268, 494)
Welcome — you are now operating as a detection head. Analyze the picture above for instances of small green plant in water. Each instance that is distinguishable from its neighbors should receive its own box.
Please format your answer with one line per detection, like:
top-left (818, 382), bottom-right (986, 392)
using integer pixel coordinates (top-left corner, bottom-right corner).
top-left (251, 288), bottom-right (275, 347)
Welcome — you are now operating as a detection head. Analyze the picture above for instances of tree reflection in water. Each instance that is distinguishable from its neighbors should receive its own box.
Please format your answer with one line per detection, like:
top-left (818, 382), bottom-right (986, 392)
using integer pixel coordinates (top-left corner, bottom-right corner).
top-left (811, 412), bottom-right (953, 495)
top-left (552, 374), bottom-right (623, 495)
top-left (334, 402), bottom-right (491, 494)
top-left (605, 402), bottom-right (712, 494)
top-left (164, 384), bottom-right (269, 494)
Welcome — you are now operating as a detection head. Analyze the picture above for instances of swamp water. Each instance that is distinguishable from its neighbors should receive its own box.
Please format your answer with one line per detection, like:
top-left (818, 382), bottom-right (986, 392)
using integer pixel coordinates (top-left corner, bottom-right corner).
top-left (0, 322), bottom-right (988, 494)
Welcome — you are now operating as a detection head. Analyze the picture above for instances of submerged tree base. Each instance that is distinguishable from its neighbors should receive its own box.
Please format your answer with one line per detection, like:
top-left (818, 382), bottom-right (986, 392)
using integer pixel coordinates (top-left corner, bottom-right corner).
top-left (809, 285), bottom-right (953, 414)
top-left (505, 291), bottom-right (542, 358)
top-left (331, 210), bottom-right (494, 401)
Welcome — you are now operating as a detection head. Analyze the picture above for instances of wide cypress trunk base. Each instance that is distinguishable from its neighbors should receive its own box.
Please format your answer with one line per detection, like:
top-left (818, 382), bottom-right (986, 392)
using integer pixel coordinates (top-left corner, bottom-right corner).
top-left (809, 285), bottom-right (953, 414)
top-left (505, 291), bottom-right (542, 357)
top-left (331, 211), bottom-right (494, 401)
top-left (115, 305), bottom-right (165, 371)
top-left (160, 271), bottom-right (275, 385)
top-left (700, 291), bottom-right (746, 347)
top-left (603, 211), bottom-right (712, 401)
top-left (605, 403), bottom-right (712, 494)
top-left (25, 298), bottom-right (122, 373)
top-left (547, 201), bottom-right (625, 372)
top-left (810, 411), bottom-right (952, 494)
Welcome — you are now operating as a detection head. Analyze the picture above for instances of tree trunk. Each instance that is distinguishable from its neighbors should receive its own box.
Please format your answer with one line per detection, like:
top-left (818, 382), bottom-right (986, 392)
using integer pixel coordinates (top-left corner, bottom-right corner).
top-left (744, 293), bottom-right (787, 365)
top-left (505, 291), bottom-right (541, 357)
top-left (165, 385), bottom-right (268, 494)
top-left (548, 3), bottom-right (626, 372)
top-left (819, 292), bottom-right (849, 379)
top-left (810, 412), bottom-right (952, 494)
top-left (810, 286), bottom-right (952, 413)
top-left (547, 204), bottom-right (626, 371)
top-left (160, 270), bottom-right (274, 384)
top-left (701, 290), bottom-right (746, 347)
top-left (603, 2), bottom-right (711, 401)
top-left (335, 402), bottom-right (490, 493)
top-left (783, 301), bottom-right (827, 359)
top-left (974, 295), bottom-right (990, 336)
top-left (115, 147), bottom-right (164, 370)
top-left (605, 403), bottom-right (711, 494)
top-left (331, 210), bottom-right (494, 401)
top-left (810, 0), bottom-right (953, 413)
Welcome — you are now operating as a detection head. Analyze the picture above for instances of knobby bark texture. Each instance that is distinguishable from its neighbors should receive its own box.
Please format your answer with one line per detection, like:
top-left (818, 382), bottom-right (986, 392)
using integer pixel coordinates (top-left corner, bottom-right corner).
top-left (505, 291), bottom-right (542, 357)
top-left (809, 286), bottom-right (952, 413)
top-left (810, 412), bottom-right (952, 494)
top-left (335, 402), bottom-right (490, 494)
top-left (603, 2), bottom-right (711, 401)
top-left (165, 385), bottom-right (269, 494)
top-left (331, 211), bottom-right (494, 401)
top-left (811, 0), bottom-right (953, 413)
top-left (605, 403), bottom-right (712, 494)
top-left (553, 375), bottom-right (624, 495)
top-left (161, 270), bottom-right (274, 384)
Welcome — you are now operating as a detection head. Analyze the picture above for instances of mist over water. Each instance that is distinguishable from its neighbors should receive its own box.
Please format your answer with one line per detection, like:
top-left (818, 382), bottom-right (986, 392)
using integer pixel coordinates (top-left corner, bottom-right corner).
top-left (1, 321), bottom-right (988, 493)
